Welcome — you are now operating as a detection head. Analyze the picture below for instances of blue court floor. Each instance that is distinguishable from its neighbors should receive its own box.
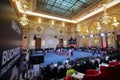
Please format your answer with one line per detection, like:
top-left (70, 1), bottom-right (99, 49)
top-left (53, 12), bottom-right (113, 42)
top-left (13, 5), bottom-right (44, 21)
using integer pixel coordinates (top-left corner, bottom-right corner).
top-left (40, 50), bottom-right (97, 67)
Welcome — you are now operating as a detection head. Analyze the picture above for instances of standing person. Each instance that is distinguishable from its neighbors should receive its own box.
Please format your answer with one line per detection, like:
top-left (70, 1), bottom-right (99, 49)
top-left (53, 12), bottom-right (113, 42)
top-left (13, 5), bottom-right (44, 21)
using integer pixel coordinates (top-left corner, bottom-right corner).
top-left (21, 59), bottom-right (28, 79)
top-left (92, 50), bottom-right (95, 56)
top-left (25, 69), bottom-right (33, 80)
top-left (68, 48), bottom-right (72, 57)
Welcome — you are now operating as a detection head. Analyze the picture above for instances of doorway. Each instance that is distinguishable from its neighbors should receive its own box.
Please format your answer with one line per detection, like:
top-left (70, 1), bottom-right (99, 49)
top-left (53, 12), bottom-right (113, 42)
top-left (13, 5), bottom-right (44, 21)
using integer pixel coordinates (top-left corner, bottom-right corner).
top-left (59, 38), bottom-right (63, 47)
top-left (35, 38), bottom-right (41, 49)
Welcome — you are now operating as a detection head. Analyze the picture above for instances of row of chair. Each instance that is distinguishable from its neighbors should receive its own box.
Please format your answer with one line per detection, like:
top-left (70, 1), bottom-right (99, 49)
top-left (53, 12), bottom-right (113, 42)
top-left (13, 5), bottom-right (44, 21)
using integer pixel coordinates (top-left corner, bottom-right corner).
top-left (64, 61), bottom-right (120, 80)
top-left (100, 61), bottom-right (120, 80)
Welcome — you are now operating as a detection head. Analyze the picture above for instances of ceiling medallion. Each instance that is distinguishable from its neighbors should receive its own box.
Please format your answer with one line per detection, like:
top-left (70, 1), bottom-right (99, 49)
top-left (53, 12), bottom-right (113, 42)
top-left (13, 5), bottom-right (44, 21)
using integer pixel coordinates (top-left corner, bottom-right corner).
top-left (36, 27), bottom-right (41, 32)
top-left (59, 29), bottom-right (63, 34)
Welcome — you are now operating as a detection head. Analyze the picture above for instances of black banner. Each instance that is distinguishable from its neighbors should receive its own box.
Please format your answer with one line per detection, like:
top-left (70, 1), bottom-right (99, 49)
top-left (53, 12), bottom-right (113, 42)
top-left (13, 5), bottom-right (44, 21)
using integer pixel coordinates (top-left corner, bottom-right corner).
top-left (0, 0), bottom-right (22, 80)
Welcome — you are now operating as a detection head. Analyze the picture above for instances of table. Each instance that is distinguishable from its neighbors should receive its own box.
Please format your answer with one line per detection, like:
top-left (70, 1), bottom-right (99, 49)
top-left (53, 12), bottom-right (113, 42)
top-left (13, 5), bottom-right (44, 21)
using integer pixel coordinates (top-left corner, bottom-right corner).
top-left (71, 72), bottom-right (85, 79)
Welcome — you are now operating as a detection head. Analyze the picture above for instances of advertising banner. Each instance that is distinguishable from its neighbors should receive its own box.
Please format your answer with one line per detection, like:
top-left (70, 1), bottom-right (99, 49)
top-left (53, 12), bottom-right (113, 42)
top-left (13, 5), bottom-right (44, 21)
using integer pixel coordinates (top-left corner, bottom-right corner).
top-left (0, 0), bottom-right (22, 80)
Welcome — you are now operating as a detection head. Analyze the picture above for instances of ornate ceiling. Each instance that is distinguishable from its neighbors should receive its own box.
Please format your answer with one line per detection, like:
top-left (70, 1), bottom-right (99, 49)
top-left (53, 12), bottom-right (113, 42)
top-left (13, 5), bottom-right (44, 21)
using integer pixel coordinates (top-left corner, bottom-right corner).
top-left (10, 0), bottom-right (120, 25)
top-left (36, 0), bottom-right (102, 18)
top-left (11, 0), bottom-right (118, 23)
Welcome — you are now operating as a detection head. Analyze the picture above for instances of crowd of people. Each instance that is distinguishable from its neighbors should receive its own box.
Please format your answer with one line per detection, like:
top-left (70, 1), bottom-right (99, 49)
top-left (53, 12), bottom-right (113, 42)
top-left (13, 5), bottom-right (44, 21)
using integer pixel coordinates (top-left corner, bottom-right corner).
top-left (20, 46), bottom-right (120, 80)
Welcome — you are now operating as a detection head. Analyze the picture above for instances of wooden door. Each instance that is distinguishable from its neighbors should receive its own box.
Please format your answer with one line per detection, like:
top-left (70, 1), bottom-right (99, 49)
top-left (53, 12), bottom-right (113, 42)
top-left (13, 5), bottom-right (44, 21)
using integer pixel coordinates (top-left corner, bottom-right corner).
top-left (35, 38), bottom-right (41, 49)
top-left (59, 38), bottom-right (63, 47)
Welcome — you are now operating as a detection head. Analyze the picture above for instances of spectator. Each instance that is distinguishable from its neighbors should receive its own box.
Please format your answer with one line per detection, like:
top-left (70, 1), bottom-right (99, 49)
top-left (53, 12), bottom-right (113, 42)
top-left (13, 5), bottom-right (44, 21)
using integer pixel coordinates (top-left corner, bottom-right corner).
top-left (21, 59), bottom-right (28, 79)
top-left (66, 66), bottom-right (75, 76)
top-left (25, 69), bottom-right (33, 80)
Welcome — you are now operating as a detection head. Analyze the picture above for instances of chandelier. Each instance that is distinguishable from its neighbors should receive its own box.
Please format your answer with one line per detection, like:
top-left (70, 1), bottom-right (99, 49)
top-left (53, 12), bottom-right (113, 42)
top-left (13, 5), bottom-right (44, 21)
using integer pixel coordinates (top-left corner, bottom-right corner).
top-left (112, 17), bottom-right (119, 27)
top-left (100, 4), bottom-right (111, 25)
top-left (97, 22), bottom-right (101, 30)
top-left (76, 23), bottom-right (81, 32)
top-left (19, 4), bottom-right (29, 26)
top-left (19, 14), bottom-right (29, 26)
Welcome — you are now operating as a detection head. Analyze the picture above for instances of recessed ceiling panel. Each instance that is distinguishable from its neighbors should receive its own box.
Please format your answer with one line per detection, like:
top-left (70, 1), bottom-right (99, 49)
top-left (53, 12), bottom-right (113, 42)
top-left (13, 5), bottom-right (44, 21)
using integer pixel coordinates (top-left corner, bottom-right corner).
top-left (36, 0), bottom-right (102, 18)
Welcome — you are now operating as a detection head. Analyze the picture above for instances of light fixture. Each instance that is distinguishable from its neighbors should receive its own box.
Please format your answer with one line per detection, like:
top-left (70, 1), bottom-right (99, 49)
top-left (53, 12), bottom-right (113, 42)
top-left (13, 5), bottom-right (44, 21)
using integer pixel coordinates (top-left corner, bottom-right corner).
top-left (51, 20), bottom-right (54, 25)
top-left (19, 4), bottom-right (29, 26)
top-left (112, 17), bottom-right (119, 27)
top-left (14, 0), bottom-right (120, 23)
top-left (42, 40), bottom-right (45, 46)
top-left (97, 22), bottom-right (101, 30)
top-left (100, 4), bottom-right (111, 25)
top-left (62, 22), bottom-right (65, 27)
top-left (76, 23), bottom-right (81, 32)
top-left (31, 40), bottom-right (35, 46)
top-left (50, 20), bottom-right (54, 27)
top-left (64, 40), bottom-right (67, 46)
top-left (82, 36), bottom-right (85, 38)
top-left (38, 18), bottom-right (41, 23)
top-left (90, 34), bottom-right (93, 37)
top-left (86, 29), bottom-right (88, 33)
top-left (19, 14), bottom-right (29, 26)
top-left (100, 33), bottom-right (105, 36)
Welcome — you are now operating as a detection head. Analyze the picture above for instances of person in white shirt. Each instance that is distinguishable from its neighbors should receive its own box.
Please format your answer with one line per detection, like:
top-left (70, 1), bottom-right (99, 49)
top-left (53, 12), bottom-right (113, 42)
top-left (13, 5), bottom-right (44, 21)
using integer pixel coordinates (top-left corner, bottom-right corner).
top-left (68, 49), bottom-right (72, 57)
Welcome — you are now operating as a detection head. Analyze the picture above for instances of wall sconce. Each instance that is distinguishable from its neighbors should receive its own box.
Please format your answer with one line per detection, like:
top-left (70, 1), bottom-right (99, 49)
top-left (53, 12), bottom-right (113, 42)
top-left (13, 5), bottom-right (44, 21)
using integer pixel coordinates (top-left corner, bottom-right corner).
top-left (64, 40), bottom-right (67, 46)
top-left (31, 40), bottom-right (35, 46)
top-left (62, 22), bottom-right (65, 27)
top-left (51, 20), bottom-right (54, 25)
top-left (38, 18), bottom-right (41, 23)
top-left (42, 40), bottom-right (45, 46)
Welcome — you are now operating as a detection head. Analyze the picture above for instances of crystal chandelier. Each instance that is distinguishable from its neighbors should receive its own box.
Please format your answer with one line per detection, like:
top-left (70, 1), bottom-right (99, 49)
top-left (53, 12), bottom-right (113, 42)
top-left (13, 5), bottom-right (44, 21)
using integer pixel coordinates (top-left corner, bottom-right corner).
top-left (101, 4), bottom-right (111, 25)
top-left (97, 22), bottom-right (101, 30)
top-left (19, 4), bottom-right (29, 26)
top-left (19, 14), bottom-right (29, 26)
top-left (112, 17), bottom-right (119, 27)
top-left (76, 23), bottom-right (81, 32)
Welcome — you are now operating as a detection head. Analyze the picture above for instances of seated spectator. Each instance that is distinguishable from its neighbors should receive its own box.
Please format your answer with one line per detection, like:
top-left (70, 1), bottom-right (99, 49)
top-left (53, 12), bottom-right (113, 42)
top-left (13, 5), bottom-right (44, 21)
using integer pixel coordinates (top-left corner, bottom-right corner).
top-left (64, 57), bottom-right (71, 64)
top-left (58, 63), bottom-right (64, 72)
top-left (50, 62), bottom-right (54, 70)
top-left (105, 55), bottom-right (109, 63)
top-left (66, 66), bottom-right (75, 76)
top-left (64, 63), bottom-right (71, 70)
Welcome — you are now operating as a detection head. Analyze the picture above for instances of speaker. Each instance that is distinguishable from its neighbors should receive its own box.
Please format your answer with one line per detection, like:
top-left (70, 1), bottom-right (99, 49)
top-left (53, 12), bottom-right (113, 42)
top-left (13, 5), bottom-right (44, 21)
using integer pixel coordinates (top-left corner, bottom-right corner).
top-left (54, 36), bottom-right (57, 38)
top-left (33, 35), bottom-right (36, 39)
top-left (29, 54), bottom-right (44, 64)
